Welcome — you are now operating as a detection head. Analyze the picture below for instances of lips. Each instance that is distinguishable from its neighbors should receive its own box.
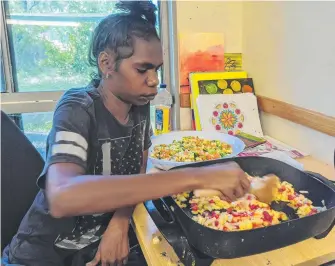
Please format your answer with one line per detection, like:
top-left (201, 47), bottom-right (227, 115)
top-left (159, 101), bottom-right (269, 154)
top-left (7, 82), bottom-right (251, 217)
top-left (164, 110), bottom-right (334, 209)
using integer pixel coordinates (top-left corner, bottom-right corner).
top-left (146, 95), bottom-right (156, 101)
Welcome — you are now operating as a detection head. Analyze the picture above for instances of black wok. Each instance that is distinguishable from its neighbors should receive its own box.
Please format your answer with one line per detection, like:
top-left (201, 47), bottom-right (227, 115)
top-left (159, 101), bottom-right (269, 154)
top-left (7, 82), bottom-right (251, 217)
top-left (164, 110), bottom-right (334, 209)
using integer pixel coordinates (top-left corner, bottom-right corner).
top-left (145, 156), bottom-right (335, 259)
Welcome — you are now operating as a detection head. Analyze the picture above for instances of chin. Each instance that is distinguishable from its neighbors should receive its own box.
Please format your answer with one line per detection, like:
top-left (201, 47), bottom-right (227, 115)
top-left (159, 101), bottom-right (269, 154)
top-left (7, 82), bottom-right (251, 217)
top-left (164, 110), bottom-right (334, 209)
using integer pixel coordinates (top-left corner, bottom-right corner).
top-left (134, 98), bottom-right (150, 106)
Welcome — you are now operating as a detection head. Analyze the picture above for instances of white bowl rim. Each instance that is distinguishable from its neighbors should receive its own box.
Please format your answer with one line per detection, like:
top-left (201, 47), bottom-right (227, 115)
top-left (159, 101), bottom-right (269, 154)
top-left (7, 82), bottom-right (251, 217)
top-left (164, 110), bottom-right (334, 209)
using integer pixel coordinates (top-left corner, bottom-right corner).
top-left (149, 131), bottom-right (245, 167)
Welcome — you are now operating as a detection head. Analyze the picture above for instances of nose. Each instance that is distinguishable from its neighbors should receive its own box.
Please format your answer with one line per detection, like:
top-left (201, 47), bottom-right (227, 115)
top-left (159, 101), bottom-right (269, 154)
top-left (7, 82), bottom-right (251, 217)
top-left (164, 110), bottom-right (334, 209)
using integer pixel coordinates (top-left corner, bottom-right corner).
top-left (147, 70), bottom-right (159, 87)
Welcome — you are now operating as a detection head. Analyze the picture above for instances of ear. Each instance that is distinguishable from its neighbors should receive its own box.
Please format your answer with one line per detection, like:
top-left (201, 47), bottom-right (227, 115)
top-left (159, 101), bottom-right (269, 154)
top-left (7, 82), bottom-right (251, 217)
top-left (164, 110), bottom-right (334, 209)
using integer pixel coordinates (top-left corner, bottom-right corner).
top-left (98, 51), bottom-right (115, 78)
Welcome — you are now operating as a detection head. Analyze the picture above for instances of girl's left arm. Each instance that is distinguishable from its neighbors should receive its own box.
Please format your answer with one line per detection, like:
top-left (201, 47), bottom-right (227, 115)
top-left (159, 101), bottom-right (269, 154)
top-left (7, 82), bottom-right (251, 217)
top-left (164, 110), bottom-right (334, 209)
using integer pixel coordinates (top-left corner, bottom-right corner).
top-left (91, 150), bottom-right (148, 265)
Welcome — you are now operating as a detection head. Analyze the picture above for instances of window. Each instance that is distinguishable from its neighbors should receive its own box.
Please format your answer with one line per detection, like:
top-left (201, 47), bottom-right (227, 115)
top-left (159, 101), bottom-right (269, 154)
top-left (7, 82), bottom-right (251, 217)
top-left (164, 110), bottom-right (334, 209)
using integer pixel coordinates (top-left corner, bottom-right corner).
top-left (9, 112), bottom-right (53, 159)
top-left (6, 1), bottom-right (115, 92)
top-left (5, 0), bottom-right (161, 93)
top-left (1, 0), bottom-right (166, 157)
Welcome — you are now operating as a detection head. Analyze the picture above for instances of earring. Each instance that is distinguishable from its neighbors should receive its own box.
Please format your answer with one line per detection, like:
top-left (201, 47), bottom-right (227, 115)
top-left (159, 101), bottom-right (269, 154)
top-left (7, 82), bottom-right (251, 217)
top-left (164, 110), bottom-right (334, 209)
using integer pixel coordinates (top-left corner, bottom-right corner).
top-left (106, 73), bottom-right (110, 79)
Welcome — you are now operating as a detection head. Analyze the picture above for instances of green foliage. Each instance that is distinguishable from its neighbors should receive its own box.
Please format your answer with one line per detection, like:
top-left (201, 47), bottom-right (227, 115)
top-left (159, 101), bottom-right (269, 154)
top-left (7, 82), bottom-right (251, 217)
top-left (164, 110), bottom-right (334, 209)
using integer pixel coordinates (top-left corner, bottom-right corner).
top-left (40, 23), bottom-right (94, 76)
top-left (7, 0), bottom-right (117, 91)
top-left (7, 0), bottom-right (160, 92)
top-left (6, 0), bottom-right (160, 137)
top-left (24, 119), bottom-right (52, 133)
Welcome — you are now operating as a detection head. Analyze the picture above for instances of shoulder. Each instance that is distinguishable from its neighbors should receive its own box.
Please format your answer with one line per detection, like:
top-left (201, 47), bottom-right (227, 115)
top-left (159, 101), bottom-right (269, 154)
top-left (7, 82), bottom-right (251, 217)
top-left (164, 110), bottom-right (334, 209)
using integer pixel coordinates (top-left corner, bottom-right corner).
top-left (53, 85), bottom-right (102, 122)
top-left (56, 85), bottom-right (98, 112)
top-left (50, 85), bottom-right (102, 132)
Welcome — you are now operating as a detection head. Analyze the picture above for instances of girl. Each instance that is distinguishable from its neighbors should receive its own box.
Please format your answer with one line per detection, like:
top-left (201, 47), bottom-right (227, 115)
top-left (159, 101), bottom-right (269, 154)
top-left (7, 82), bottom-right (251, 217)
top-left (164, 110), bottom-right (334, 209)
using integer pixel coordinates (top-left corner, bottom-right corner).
top-left (3, 1), bottom-right (250, 265)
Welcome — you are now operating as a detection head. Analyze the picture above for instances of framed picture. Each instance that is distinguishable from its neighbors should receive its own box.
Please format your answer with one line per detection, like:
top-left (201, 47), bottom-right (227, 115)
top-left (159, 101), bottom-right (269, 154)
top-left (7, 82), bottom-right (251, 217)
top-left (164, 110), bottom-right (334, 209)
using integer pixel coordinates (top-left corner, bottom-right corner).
top-left (189, 71), bottom-right (248, 130)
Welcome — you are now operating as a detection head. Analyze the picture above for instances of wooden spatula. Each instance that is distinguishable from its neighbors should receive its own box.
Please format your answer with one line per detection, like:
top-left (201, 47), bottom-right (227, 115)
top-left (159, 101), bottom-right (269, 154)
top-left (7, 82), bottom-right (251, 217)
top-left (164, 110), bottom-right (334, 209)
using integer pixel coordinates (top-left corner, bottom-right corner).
top-left (193, 174), bottom-right (280, 204)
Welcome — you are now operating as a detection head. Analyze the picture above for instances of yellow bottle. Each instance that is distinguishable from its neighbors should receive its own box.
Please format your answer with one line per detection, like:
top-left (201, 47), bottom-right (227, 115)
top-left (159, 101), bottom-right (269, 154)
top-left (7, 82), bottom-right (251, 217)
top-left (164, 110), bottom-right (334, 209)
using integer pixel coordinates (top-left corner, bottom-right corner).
top-left (155, 106), bottom-right (171, 135)
top-left (152, 84), bottom-right (172, 135)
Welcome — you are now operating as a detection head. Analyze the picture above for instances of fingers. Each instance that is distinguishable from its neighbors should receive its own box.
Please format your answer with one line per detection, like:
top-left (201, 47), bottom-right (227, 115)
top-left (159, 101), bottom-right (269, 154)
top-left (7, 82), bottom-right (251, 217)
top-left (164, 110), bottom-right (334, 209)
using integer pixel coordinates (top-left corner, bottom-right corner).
top-left (100, 259), bottom-right (117, 266)
top-left (86, 252), bottom-right (101, 266)
top-left (115, 246), bottom-right (126, 266)
top-left (116, 259), bottom-right (126, 266)
top-left (115, 254), bottom-right (128, 266)
top-left (86, 251), bottom-right (121, 266)
top-left (118, 238), bottom-right (129, 266)
top-left (219, 194), bottom-right (229, 201)
top-left (222, 189), bottom-right (236, 202)
top-left (101, 251), bottom-right (116, 266)
top-left (238, 170), bottom-right (251, 191)
top-left (241, 177), bottom-right (251, 192)
top-left (194, 189), bottom-right (223, 198)
top-left (101, 261), bottom-right (109, 266)
top-left (105, 241), bottom-right (128, 266)
top-left (98, 244), bottom-right (115, 266)
top-left (201, 161), bottom-right (252, 202)
top-left (234, 184), bottom-right (244, 198)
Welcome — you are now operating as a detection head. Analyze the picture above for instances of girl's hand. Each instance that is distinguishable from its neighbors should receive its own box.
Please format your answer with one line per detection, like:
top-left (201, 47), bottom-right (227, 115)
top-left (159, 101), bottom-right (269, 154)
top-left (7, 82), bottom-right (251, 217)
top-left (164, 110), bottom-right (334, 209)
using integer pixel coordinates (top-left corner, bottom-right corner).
top-left (86, 217), bottom-right (130, 266)
top-left (195, 161), bottom-right (250, 201)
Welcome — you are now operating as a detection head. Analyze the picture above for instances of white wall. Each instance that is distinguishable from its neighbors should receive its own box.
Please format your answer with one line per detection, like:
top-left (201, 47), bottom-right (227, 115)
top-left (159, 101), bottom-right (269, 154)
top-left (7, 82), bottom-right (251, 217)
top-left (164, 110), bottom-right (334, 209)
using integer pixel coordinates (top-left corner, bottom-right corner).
top-left (174, 1), bottom-right (335, 163)
top-left (176, 1), bottom-right (243, 53)
top-left (243, 2), bottom-right (335, 164)
top-left (176, 1), bottom-right (243, 130)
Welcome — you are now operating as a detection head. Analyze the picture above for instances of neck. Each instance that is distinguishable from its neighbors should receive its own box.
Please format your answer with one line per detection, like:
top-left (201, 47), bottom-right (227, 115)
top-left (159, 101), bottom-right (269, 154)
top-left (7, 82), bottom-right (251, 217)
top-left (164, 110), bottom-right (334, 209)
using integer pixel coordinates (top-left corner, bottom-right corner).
top-left (97, 83), bottom-right (132, 124)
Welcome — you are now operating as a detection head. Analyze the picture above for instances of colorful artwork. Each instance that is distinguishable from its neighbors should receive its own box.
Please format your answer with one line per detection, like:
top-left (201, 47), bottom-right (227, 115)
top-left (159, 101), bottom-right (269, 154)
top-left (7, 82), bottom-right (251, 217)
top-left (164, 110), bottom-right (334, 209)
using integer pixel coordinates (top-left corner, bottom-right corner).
top-left (198, 78), bottom-right (254, 95)
top-left (238, 136), bottom-right (307, 159)
top-left (211, 102), bottom-right (244, 135)
top-left (224, 53), bottom-right (243, 72)
top-left (179, 33), bottom-right (225, 93)
top-left (189, 72), bottom-right (248, 130)
top-left (197, 93), bottom-right (264, 137)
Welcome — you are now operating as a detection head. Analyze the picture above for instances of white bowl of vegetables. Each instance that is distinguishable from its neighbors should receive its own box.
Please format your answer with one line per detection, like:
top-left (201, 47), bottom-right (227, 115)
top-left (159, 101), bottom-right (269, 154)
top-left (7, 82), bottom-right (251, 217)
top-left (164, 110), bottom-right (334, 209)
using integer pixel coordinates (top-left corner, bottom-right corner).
top-left (149, 131), bottom-right (245, 171)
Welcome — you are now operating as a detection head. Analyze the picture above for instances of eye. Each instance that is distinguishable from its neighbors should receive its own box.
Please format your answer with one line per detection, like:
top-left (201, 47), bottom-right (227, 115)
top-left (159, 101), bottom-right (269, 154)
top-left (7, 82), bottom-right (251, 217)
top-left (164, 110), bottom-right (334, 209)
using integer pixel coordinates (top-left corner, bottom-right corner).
top-left (137, 68), bottom-right (147, 74)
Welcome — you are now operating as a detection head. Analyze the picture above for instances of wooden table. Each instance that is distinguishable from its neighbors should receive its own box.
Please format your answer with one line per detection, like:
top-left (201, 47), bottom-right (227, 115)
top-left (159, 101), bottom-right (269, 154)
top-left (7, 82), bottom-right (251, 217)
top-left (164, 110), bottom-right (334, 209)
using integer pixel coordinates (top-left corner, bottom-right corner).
top-left (132, 156), bottom-right (335, 266)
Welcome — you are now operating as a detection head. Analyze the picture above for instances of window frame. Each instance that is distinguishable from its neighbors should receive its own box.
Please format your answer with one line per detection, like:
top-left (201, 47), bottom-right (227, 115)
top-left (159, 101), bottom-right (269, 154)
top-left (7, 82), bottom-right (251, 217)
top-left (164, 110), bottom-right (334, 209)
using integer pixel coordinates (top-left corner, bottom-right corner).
top-left (1, 1), bottom-right (180, 130)
top-left (159, 0), bottom-right (180, 130)
top-left (1, 1), bottom-right (14, 94)
top-left (1, 54), bottom-right (6, 92)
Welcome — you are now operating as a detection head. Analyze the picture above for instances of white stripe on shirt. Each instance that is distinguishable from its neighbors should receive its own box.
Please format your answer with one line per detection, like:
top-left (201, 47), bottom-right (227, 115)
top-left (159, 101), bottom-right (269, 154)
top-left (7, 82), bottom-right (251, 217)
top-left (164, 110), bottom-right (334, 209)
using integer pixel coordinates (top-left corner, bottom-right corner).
top-left (101, 142), bottom-right (111, 175)
top-left (52, 144), bottom-right (87, 161)
top-left (55, 131), bottom-right (88, 150)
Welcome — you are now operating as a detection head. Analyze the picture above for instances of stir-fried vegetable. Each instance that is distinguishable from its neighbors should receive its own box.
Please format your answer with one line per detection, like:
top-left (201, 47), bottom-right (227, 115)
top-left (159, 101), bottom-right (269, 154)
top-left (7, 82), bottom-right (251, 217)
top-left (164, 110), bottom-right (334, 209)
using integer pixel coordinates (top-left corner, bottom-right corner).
top-left (151, 136), bottom-right (232, 162)
top-left (173, 179), bottom-right (320, 232)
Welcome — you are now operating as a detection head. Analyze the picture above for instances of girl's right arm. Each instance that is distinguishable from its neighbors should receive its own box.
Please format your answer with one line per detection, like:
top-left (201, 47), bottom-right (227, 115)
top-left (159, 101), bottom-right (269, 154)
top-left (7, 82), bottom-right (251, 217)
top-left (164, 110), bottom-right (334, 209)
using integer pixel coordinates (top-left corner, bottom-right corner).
top-left (46, 161), bottom-right (250, 218)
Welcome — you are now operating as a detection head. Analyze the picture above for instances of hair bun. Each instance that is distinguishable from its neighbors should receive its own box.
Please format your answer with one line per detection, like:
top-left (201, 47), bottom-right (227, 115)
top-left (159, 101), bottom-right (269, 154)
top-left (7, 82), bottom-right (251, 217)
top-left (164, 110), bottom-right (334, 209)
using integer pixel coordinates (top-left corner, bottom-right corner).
top-left (116, 0), bottom-right (157, 26)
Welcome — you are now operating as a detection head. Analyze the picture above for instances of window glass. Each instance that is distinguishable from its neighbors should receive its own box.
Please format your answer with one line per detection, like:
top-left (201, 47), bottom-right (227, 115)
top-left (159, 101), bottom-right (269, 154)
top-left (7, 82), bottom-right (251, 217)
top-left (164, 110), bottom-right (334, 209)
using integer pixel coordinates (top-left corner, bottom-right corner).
top-left (5, 0), bottom-right (160, 92)
top-left (4, 0), bottom-right (161, 157)
top-left (10, 112), bottom-right (53, 159)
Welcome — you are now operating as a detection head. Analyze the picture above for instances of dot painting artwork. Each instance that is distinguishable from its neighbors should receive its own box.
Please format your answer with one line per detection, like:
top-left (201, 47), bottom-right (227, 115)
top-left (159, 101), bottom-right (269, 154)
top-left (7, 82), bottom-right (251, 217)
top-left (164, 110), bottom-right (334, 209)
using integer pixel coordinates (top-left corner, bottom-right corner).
top-left (211, 102), bottom-right (245, 135)
top-left (197, 93), bottom-right (264, 138)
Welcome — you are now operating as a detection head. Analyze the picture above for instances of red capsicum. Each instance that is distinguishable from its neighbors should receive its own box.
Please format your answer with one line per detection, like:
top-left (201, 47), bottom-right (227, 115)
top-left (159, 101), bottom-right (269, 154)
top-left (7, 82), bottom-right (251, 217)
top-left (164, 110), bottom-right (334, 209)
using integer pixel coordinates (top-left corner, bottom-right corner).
top-left (262, 211), bottom-right (273, 222)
